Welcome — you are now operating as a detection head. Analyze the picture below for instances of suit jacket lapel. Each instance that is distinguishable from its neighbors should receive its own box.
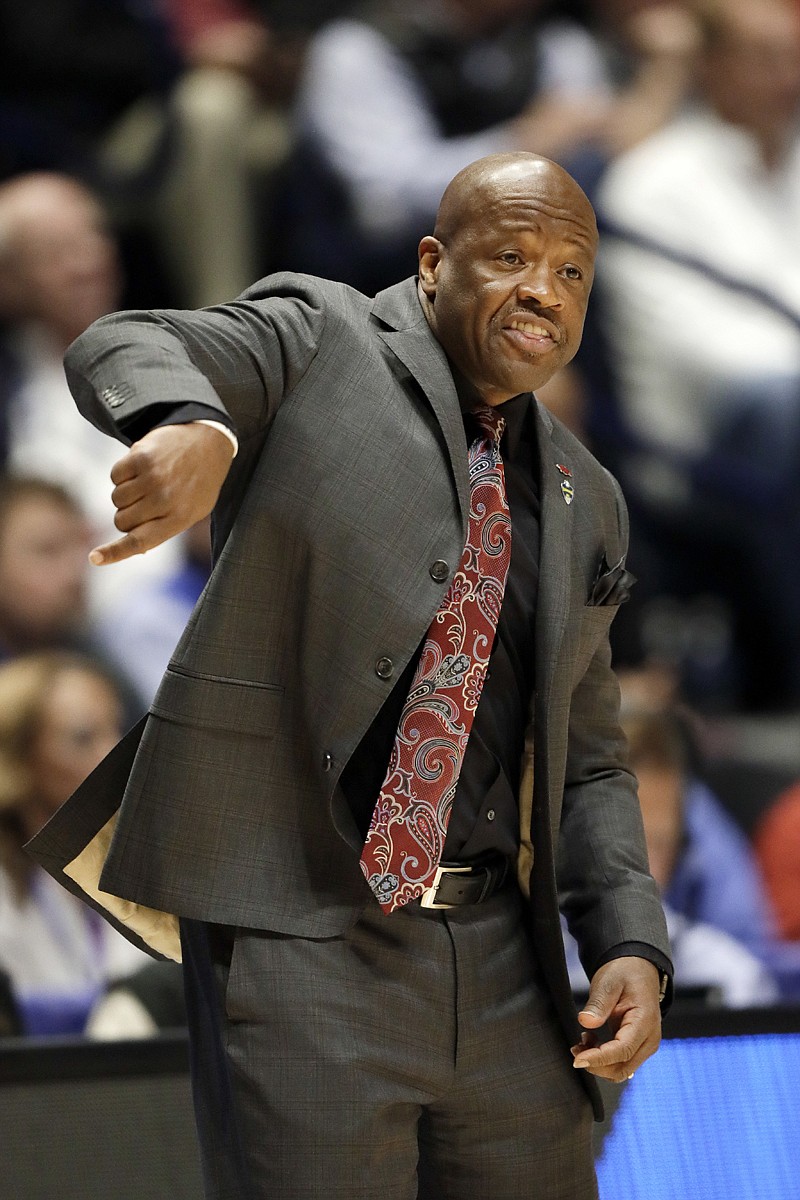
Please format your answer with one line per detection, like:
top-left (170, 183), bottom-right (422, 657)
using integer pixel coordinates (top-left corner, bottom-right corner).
top-left (372, 280), bottom-right (470, 538)
top-left (534, 400), bottom-right (574, 704)
top-left (518, 402), bottom-right (576, 897)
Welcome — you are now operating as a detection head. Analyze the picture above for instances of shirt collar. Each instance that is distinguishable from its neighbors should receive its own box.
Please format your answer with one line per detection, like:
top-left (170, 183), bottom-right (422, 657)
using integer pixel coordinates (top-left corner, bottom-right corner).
top-left (461, 393), bottom-right (532, 460)
top-left (492, 393), bottom-right (532, 459)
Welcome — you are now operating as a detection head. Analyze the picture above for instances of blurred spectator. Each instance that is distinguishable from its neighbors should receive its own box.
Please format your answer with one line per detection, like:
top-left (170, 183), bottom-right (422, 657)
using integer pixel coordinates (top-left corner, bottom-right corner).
top-left (0, 476), bottom-right (142, 722)
top-left (160, 0), bottom-right (346, 305)
top-left (754, 782), bottom-right (800, 942)
top-left (0, 0), bottom-right (335, 308)
top-left (626, 706), bottom-right (779, 1005)
top-left (0, 174), bottom-right (180, 607)
top-left (87, 961), bottom-right (186, 1039)
top-left (97, 517), bottom-right (212, 706)
top-left (625, 707), bottom-right (779, 960)
top-left (0, 653), bottom-right (150, 1035)
top-left (160, 0), bottom-right (284, 305)
top-left (0, 477), bottom-right (91, 661)
top-left (588, 2), bottom-right (700, 142)
top-left (283, 0), bottom-right (696, 293)
top-left (0, 175), bottom-right (124, 525)
top-left (593, 0), bottom-right (800, 709)
top-left (565, 706), bottom-right (779, 1006)
top-left (0, 0), bottom-right (180, 303)
top-left (616, 660), bottom-right (681, 712)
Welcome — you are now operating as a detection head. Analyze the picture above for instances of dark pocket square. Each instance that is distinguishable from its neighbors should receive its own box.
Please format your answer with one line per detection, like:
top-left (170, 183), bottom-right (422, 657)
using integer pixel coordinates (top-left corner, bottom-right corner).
top-left (588, 555), bottom-right (636, 606)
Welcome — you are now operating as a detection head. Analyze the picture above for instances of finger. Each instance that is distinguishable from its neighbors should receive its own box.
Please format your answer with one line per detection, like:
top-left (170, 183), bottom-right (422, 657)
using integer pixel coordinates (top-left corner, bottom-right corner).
top-left (578, 969), bottom-right (630, 1030)
top-left (573, 1015), bottom-right (660, 1077)
top-left (111, 476), bottom-right (150, 511)
top-left (577, 1007), bottom-right (607, 1029)
top-left (109, 450), bottom-right (142, 487)
top-left (570, 1031), bottom-right (595, 1057)
top-left (572, 1014), bottom-right (640, 1072)
top-left (578, 988), bottom-right (619, 1029)
top-left (581, 1060), bottom-right (639, 1085)
top-left (574, 1032), bottom-right (658, 1082)
top-left (89, 516), bottom-right (172, 565)
top-left (573, 1039), bottom-right (635, 1071)
top-left (113, 495), bottom-right (166, 533)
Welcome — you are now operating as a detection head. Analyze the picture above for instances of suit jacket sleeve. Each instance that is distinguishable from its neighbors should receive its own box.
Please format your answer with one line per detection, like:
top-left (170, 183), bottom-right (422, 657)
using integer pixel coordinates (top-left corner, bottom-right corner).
top-left (63, 273), bottom-right (329, 445)
top-left (557, 476), bottom-right (671, 977)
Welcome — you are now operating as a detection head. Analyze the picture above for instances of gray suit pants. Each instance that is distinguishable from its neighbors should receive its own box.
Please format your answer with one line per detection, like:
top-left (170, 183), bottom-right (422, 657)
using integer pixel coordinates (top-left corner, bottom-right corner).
top-left (181, 885), bottom-right (597, 1200)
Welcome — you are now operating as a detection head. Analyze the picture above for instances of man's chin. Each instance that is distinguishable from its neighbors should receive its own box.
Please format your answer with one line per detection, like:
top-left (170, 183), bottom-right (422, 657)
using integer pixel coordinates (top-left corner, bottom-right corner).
top-left (500, 363), bottom-right (558, 396)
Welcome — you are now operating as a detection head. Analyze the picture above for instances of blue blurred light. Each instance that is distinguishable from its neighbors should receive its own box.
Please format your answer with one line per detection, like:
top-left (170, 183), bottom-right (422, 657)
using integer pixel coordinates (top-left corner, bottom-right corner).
top-left (597, 1034), bottom-right (800, 1199)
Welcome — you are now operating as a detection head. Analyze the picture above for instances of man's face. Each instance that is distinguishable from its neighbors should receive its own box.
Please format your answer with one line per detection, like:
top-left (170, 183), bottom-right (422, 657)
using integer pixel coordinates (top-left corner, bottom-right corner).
top-left (3, 184), bottom-right (120, 345)
top-left (0, 497), bottom-right (89, 644)
top-left (419, 165), bottom-right (596, 407)
top-left (31, 667), bottom-right (122, 819)
top-left (703, 2), bottom-right (800, 134)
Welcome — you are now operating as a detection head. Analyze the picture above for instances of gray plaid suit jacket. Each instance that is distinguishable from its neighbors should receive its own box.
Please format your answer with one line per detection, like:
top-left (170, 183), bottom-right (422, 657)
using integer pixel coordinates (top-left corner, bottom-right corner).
top-left (29, 273), bottom-right (669, 1071)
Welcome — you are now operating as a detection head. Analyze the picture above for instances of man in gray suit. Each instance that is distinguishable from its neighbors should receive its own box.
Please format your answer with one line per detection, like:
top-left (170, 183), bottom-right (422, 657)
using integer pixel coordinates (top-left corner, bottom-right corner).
top-left (30, 153), bottom-right (671, 1199)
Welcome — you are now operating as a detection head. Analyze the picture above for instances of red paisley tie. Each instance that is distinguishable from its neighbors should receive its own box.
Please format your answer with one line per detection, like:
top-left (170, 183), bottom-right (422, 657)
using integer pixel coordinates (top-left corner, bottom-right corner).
top-left (360, 407), bottom-right (512, 913)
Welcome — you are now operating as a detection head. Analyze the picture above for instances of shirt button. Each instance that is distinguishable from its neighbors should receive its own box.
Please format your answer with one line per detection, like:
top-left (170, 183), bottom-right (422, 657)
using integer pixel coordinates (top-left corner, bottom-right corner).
top-left (429, 560), bottom-right (449, 583)
top-left (322, 752), bottom-right (333, 772)
top-left (375, 657), bottom-right (394, 680)
top-left (486, 809), bottom-right (496, 822)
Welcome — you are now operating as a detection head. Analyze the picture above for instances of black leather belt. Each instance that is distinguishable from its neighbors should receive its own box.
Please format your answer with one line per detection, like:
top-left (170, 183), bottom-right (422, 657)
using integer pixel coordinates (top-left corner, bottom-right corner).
top-left (419, 856), bottom-right (510, 909)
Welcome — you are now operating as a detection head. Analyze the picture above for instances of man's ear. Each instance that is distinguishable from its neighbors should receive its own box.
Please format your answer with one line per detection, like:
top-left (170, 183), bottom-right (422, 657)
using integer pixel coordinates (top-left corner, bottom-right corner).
top-left (418, 236), bottom-right (443, 298)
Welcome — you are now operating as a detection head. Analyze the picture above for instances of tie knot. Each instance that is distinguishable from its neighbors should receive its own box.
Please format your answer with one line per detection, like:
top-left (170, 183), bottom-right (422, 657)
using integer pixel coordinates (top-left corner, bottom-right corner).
top-left (472, 406), bottom-right (505, 445)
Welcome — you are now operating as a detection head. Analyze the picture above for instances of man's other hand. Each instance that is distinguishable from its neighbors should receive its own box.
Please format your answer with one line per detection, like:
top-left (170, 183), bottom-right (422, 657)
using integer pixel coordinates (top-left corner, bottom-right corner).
top-left (570, 956), bottom-right (662, 1083)
top-left (89, 423), bottom-right (235, 565)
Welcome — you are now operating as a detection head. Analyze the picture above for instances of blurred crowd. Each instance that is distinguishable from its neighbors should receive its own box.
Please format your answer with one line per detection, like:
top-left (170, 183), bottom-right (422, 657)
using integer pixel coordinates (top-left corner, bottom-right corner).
top-left (2, 0), bottom-right (800, 1036)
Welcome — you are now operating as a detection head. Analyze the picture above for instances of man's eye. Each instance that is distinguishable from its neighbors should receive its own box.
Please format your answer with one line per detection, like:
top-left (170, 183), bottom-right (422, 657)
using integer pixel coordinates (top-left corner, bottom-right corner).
top-left (562, 265), bottom-right (583, 280)
top-left (498, 252), bottom-right (523, 266)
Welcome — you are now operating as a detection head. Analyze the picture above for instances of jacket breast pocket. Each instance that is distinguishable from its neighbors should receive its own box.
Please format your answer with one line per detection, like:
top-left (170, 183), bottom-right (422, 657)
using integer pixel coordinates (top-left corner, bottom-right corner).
top-left (150, 665), bottom-right (284, 739)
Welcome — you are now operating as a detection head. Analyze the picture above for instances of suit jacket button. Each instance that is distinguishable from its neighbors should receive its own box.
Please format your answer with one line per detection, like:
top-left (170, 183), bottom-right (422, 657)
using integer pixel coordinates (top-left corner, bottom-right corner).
top-left (322, 752), bottom-right (333, 771)
top-left (375, 657), bottom-right (394, 680)
top-left (430, 560), bottom-right (449, 583)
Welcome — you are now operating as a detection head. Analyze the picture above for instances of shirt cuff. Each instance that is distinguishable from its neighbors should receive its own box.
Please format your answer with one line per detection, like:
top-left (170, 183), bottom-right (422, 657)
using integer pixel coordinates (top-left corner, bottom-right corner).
top-left (194, 419), bottom-right (238, 457)
top-left (147, 403), bottom-right (238, 457)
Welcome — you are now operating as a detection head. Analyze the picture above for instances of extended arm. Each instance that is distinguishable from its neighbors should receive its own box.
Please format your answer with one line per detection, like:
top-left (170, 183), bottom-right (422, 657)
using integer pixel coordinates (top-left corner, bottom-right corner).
top-left (63, 276), bottom-right (327, 563)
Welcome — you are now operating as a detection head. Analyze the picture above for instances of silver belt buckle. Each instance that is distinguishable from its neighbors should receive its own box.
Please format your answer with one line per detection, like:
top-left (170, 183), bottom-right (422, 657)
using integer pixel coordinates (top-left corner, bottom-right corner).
top-left (420, 864), bottom-right (472, 909)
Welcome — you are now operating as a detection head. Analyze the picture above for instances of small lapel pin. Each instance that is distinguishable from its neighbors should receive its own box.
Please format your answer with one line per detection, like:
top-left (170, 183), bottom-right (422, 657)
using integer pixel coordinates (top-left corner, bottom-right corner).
top-left (556, 463), bottom-right (572, 477)
top-left (561, 478), bottom-right (574, 505)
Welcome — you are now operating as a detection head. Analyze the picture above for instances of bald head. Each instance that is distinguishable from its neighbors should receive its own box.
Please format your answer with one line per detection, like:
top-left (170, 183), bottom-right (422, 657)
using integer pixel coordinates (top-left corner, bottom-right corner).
top-left (433, 153), bottom-right (598, 250)
top-left (417, 153), bottom-right (597, 407)
top-left (0, 173), bottom-right (120, 348)
top-left (0, 174), bottom-right (100, 257)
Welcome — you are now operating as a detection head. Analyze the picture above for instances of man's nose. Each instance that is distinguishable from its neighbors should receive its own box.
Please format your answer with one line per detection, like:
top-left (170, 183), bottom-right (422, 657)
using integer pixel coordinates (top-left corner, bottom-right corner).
top-left (516, 263), bottom-right (563, 309)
